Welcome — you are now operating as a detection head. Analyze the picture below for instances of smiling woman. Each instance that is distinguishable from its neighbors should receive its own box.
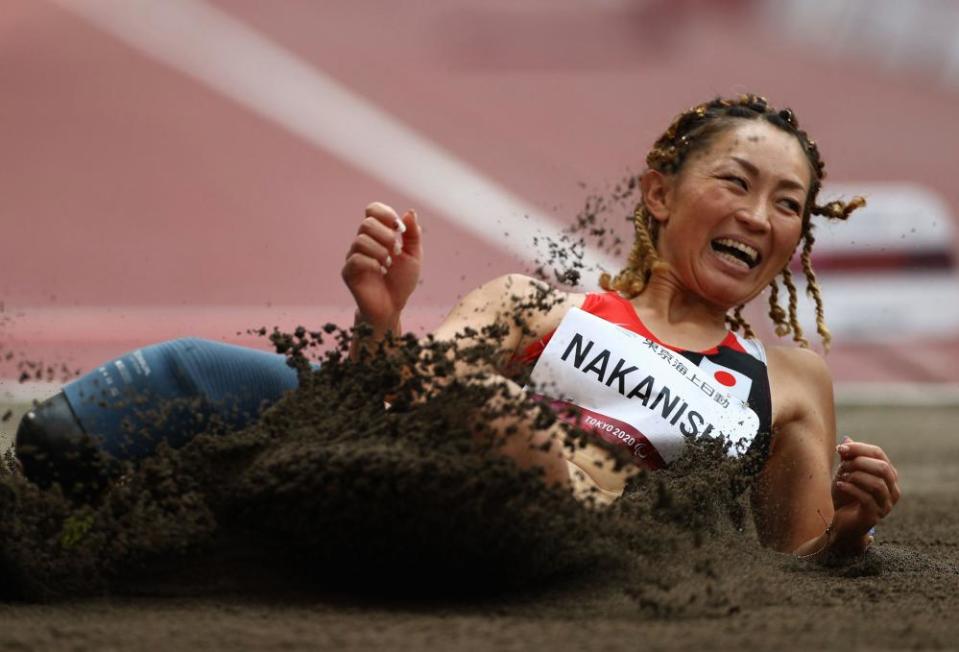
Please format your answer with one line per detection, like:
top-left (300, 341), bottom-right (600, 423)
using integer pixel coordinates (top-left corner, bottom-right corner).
top-left (635, 120), bottom-right (810, 314)
top-left (343, 94), bottom-right (900, 562)
top-left (601, 96), bottom-right (865, 349)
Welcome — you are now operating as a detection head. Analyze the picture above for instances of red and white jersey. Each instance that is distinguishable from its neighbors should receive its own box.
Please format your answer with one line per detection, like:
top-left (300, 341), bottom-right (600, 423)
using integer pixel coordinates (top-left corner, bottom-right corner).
top-left (517, 292), bottom-right (773, 502)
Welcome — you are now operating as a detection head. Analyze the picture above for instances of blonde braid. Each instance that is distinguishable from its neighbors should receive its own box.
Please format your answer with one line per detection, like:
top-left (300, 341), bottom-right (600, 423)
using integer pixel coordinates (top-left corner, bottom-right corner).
top-left (813, 197), bottom-right (866, 222)
top-left (780, 266), bottom-right (808, 347)
top-left (600, 204), bottom-right (661, 298)
top-left (800, 229), bottom-right (832, 351)
top-left (798, 196), bottom-right (865, 351)
top-left (726, 304), bottom-right (755, 339)
top-left (767, 279), bottom-right (790, 337)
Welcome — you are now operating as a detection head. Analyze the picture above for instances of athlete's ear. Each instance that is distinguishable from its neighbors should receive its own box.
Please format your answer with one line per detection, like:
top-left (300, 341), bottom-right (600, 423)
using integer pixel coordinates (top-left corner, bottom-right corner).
top-left (641, 169), bottom-right (672, 224)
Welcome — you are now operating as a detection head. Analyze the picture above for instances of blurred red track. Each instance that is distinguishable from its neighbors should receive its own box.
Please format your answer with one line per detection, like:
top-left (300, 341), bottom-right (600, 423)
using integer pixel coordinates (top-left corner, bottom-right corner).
top-left (1, 0), bottom-right (958, 382)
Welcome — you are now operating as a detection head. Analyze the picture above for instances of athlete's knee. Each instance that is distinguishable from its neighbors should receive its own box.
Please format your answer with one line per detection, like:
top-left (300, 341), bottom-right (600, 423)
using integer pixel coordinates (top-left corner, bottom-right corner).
top-left (15, 392), bottom-right (117, 499)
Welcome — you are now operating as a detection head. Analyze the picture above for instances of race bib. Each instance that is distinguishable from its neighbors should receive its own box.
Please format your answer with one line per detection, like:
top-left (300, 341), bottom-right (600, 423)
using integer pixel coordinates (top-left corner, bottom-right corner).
top-left (528, 308), bottom-right (760, 468)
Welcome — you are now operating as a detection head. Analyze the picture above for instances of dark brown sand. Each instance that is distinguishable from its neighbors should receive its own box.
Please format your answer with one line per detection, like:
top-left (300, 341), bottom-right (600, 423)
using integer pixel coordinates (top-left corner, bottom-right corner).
top-left (1, 330), bottom-right (957, 652)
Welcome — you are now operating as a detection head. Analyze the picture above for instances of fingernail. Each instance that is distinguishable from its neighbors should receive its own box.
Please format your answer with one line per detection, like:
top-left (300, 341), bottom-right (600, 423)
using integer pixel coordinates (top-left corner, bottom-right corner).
top-left (395, 217), bottom-right (407, 234)
top-left (842, 436), bottom-right (852, 443)
top-left (379, 264), bottom-right (388, 275)
top-left (837, 445), bottom-right (849, 454)
top-left (393, 239), bottom-right (402, 255)
top-left (385, 255), bottom-right (392, 268)
top-left (410, 209), bottom-right (418, 222)
top-left (839, 472), bottom-right (850, 481)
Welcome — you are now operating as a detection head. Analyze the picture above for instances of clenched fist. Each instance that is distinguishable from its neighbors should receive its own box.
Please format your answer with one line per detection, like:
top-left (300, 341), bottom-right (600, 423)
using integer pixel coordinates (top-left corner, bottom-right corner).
top-left (829, 435), bottom-right (901, 553)
top-left (341, 202), bottom-right (422, 333)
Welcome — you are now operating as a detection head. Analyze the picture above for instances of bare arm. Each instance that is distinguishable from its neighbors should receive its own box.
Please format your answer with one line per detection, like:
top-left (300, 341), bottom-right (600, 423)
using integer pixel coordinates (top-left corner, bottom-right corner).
top-left (752, 347), bottom-right (836, 553)
top-left (340, 203), bottom-right (578, 485)
top-left (753, 347), bottom-right (901, 558)
top-left (397, 274), bottom-right (579, 487)
top-left (429, 273), bottom-right (576, 374)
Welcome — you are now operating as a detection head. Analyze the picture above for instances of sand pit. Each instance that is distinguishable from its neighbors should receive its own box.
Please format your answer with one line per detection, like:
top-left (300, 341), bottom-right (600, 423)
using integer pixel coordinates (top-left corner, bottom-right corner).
top-left (1, 334), bottom-right (957, 651)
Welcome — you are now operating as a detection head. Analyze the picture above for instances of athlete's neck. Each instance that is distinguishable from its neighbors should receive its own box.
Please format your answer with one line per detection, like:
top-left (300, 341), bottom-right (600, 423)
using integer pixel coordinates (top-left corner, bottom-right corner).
top-left (629, 270), bottom-right (730, 349)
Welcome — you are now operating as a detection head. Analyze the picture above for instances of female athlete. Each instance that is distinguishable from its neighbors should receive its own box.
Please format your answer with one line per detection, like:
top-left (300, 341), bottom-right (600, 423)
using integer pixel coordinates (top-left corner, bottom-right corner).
top-left (341, 94), bottom-right (901, 560)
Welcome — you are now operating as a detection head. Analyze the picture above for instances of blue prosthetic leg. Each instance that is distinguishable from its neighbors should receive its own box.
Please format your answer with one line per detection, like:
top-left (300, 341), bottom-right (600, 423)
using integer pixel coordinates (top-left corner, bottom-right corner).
top-left (16, 337), bottom-right (305, 494)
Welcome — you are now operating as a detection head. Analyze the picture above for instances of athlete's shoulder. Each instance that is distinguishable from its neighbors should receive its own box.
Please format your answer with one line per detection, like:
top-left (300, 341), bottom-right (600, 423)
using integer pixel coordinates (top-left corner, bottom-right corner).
top-left (766, 344), bottom-right (831, 382)
top-left (477, 273), bottom-right (584, 312)
top-left (433, 274), bottom-right (579, 350)
top-left (766, 344), bottom-right (834, 425)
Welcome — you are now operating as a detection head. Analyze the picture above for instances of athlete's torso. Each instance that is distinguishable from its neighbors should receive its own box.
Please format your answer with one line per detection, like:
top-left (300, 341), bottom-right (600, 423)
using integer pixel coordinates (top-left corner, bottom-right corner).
top-left (516, 291), bottom-right (773, 503)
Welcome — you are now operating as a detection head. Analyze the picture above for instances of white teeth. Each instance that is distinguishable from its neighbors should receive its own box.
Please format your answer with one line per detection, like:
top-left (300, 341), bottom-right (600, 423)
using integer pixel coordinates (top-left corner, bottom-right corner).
top-left (715, 251), bottom-right (749, 269)
top-left (714, 238), bottom-right (759, 264)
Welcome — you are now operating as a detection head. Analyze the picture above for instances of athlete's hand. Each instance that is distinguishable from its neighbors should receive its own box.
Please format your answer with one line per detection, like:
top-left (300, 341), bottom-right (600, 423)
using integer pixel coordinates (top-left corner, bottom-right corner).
top-left (341, 202), bottom-right (422, 332)
top-left (829, 436), bottom-right (901, 553)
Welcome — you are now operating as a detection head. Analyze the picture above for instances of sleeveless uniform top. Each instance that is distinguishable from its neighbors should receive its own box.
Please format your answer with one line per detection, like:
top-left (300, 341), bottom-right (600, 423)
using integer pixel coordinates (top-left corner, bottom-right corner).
top-left (517, 291), bottom-right (773, 504)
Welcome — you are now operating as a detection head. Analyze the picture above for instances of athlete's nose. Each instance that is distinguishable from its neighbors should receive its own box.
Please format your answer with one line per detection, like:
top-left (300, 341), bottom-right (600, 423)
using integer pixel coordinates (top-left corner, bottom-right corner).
top-left (735, 203), bottom-right (771, 233)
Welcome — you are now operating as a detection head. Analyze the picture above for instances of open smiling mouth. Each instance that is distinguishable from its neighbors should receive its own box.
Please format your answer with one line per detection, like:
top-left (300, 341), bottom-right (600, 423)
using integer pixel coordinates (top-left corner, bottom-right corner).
top-left (711, 238), bottom-right (761, 269)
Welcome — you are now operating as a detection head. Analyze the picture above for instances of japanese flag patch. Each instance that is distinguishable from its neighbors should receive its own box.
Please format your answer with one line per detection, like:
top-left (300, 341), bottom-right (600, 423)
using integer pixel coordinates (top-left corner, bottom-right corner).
top-left (697, 357), bottom-right (753, 403)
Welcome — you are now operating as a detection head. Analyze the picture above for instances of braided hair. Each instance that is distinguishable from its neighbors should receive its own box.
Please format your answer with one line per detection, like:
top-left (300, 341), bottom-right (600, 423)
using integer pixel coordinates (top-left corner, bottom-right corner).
top-left (599, 94), bottom-right (865, 350)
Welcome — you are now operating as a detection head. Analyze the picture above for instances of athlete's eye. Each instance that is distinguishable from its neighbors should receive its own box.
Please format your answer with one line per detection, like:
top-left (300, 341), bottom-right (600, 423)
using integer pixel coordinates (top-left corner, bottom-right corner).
top-left (779, 197), bottom-right (802, 214)
top-left (721, 175), bottom-right (748, 190)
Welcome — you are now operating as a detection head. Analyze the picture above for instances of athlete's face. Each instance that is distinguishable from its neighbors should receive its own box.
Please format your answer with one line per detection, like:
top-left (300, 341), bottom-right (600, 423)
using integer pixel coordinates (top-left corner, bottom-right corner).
top-left (645, 120), bottom-right (812, 308)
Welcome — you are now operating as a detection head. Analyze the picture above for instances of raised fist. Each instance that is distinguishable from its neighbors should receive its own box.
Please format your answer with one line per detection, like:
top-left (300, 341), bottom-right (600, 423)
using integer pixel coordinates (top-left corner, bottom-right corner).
top-left (341, 202), bottom-right (422, 332)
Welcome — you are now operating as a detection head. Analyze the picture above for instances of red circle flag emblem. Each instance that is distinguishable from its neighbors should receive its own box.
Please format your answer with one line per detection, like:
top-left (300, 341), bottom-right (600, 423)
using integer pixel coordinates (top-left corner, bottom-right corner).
top-left (714, 370), bottom-right (737, 387)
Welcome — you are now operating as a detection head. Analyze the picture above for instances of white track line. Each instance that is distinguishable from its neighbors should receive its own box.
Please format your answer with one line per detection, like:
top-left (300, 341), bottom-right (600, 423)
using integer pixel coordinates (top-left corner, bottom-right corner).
top-left (834, 383), bottom-right (959, 408)
top-left (0, 305), bottom-right (438, 340)
top-left (51, 0), bottom-right (619, 282)
top-left (0, 381), bottom-right (61, 405)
